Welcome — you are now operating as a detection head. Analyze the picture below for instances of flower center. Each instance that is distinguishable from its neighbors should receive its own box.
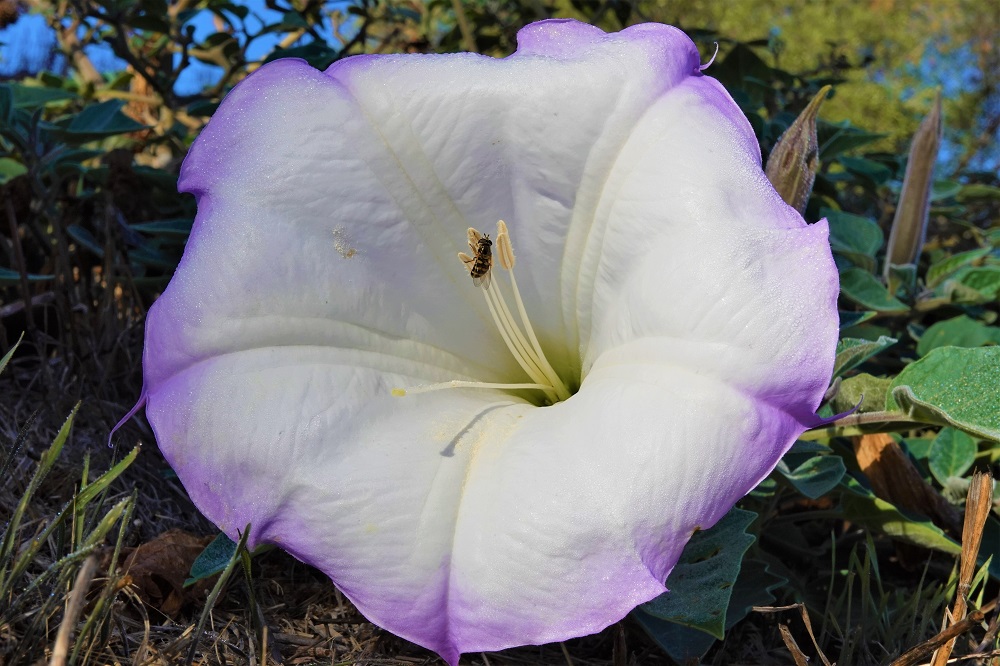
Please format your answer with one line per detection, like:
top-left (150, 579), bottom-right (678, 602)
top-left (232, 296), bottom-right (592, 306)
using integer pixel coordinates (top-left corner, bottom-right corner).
top-left (393, 221), bottom-right (572, 404)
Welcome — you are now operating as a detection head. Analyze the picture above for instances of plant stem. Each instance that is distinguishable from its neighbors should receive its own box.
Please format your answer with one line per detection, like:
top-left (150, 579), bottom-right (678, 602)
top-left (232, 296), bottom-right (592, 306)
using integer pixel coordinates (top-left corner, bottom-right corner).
top-left (800, 410), bottom-right (923, 441)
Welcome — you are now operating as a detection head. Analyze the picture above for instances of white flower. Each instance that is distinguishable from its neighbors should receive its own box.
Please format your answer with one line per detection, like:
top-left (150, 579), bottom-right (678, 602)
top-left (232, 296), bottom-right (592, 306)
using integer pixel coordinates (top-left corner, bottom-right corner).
top-left (135, 19), bottom-right (839, 665)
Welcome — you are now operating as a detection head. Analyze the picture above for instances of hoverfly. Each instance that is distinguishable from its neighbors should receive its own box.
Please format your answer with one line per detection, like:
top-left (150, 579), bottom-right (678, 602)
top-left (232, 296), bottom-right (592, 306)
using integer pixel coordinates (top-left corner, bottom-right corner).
top-left (463, 233), bottom-right (493, 289)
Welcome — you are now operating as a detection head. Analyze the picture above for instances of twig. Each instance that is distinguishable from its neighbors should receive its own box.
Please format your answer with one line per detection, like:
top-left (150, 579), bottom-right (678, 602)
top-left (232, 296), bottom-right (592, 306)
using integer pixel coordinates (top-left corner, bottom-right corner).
top-left (931, 471), bottom-right (993, 666)
top-left (974, 600), bottom-right (1000, 653)
top-left (559, 641), bottom-right (574, 666)
top-left (779, 624), bottom-right (809, 666)
top-left (753, 603), bottom-right (832, 666)
top-left (49, 555), bottom-right (99, 666)
top-left (450, 0), bottom-right (478, 52)
top-left (0, 292), bottom-right (57, 318)
top-left (888, 610), bottom-right (986, 666)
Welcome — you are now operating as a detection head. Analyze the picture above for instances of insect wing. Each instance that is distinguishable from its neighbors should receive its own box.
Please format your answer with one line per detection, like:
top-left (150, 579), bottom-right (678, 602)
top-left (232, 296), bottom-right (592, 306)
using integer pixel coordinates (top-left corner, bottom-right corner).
top-left (473, 268), bottom-right (492, 289)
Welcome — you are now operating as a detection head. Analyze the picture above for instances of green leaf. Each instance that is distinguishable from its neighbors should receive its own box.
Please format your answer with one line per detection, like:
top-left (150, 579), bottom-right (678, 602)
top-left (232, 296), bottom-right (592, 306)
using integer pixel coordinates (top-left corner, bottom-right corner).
top-left (0, 157), bottom-right (27, 185)
top-left (633, 557), bottom-right (785, 664)
top-left (818, 121), bottom-right (886, 158)
top-left (75, 446), bottom-right (140, 508)
top-left (926, 248), bottom-right (990, 288)
top-left (633, 609), bottom-right (717, 663)
top-left (927, 428), bottom-right (976, 485)
top-left (902, 436), bottom-right (933, 460)
top-left (832, 373), bottom-right (892, 415)
top-left (917, 316), bottom-right (1000, 357)
top-left (839, 475), bottom-right (961, 555)
top-left (0, 333), bottom-right (22, 376)
top-left (839, 156), bottom-right (893, 186)
top-left (839, 310), bottom-right (878, 329)
top-left (956, 267), bottom-right (1000, 300)
top-left (67, 225), bottom-right (104, 258)
top-left (956, 183), bottom-right (1000, 203)
top-left (0, 267), bottom-right (55, 285)
top-left (982, 518), bottom-right (1000, 581)
top-left (886, 346), bottom-right (1000, 442)
top-left (185, 532), bottom-right (238, 586)
top-left (129, 243), bottom-right (178, 268)
top-left (776, 454), bottom-right (846, 499)
top-left (129, 218), bottom-right (194, 237)
top-left (264, 42), bottom-right (339, 69)
top-left (130, 13), bottom-right (171, 32)
top-left (8, 82), bottom-right (76, 109)
top-left (839, 268), bottom-right (909, 313)
top-left (639, 507), bottom-right (756, 639)
top-left (0, 85), bottom-right (12, 125)
top-left (930, 179), bottom-right (963, 201)
top-left (826, 210), bottom-right (884, 272)
top-left (53, 100), bottom-right (147, 141)
top-left (184, 99), bottom-right (220, 117)
top-left (834, 336), bottom-right (897, 377)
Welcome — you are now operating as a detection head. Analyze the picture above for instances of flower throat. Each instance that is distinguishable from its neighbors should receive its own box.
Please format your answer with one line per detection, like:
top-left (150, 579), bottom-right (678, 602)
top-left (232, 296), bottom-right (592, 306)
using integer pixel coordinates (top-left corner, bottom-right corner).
top-left (392, 221), bottom-right (572, 404)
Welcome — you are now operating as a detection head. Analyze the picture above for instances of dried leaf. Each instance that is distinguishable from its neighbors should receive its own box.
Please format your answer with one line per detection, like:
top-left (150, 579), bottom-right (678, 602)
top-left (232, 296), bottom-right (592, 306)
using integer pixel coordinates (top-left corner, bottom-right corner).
top-left (123, 529), bottom-right (214, 617)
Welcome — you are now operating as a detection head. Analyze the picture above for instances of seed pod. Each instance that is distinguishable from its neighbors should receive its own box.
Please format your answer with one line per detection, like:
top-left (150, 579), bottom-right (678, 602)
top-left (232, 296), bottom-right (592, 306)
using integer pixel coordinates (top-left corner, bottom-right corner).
top-left (765, 85), bottom-right (832, 215)
top-left (883, 91), bottom-right (943, 282)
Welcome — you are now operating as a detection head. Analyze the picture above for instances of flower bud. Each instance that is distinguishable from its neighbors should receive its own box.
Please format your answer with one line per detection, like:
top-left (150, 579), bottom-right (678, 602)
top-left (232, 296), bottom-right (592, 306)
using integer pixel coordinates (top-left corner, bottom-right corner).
top-left (765, 85), bottom-right (831, 215)
top-left (883, 90), bottom-right (942, 283)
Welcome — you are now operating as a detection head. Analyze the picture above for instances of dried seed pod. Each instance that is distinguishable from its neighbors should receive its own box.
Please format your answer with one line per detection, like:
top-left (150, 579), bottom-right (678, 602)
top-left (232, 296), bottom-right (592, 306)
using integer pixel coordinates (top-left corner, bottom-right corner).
top-left (883, 90), bottom-right (943, 283)
top-left (765, 85), bottom-right (831, 215)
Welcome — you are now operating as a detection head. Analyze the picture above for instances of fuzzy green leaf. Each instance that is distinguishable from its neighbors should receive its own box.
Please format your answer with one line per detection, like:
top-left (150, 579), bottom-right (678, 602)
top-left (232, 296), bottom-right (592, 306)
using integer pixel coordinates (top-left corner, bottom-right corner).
top-left (185, 532), bottom-right (238, 586)
top-left (839, 311), bottom-right (878, 329)
top-left (917, 316), bottom-right (1000, 357)
top-left (832, 373), bottom-right (892, 415)
top-left (887, 346), bottom-right (1000, 442)
top-left (639, 508), bottom-right (756, 639)
top-left (957, 267), bottom-right (1000, 300)
top-left (777, 455), bottom-right (846, 499)
top-left (926, 248), bottom-right (991, 288)
top-left (839, 268), bottom-right (909, 313)
top-left (633, 558), bottom-right (784, 663)
top-left (826, 210), bottom-right (884, 272)
top-left (927, 428), bottom-right (976, 485)
top-left (839, 475), bottom-right (961, 555)
top-left (834, 336), bottom-right (897, 377)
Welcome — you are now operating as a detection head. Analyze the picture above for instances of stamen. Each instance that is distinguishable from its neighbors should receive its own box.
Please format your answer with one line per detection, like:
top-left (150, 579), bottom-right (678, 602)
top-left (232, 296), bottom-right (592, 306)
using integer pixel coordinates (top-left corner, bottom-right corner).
top-left (493, 222), bottom-right (570, 400)
top-left (395, 221), bottom-right (572, 403)
top-left (496, 220), bottom-right (515, 269)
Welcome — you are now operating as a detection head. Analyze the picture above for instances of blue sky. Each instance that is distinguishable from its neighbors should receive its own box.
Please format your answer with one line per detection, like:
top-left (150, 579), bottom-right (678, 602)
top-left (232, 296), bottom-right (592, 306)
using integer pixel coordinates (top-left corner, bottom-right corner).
top-left (0, 1), bottom-right (307, 94)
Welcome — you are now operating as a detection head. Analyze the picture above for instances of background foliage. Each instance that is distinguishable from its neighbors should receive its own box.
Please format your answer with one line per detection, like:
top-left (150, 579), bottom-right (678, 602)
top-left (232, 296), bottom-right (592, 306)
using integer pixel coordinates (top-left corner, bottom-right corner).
top-left (0, 0), bottom-right (998, 664)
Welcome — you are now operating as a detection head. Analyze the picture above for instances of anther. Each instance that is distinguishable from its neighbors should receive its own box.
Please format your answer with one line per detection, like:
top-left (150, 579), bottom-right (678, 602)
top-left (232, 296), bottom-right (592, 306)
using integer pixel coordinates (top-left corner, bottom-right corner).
top-left (496, 220), bottom-right (515, 270)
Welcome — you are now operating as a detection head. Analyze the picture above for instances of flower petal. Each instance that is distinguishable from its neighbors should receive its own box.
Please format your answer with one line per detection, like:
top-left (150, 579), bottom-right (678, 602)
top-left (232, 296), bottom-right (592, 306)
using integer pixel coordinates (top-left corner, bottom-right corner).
top-left (141, 18), bottom-right (839, 666)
